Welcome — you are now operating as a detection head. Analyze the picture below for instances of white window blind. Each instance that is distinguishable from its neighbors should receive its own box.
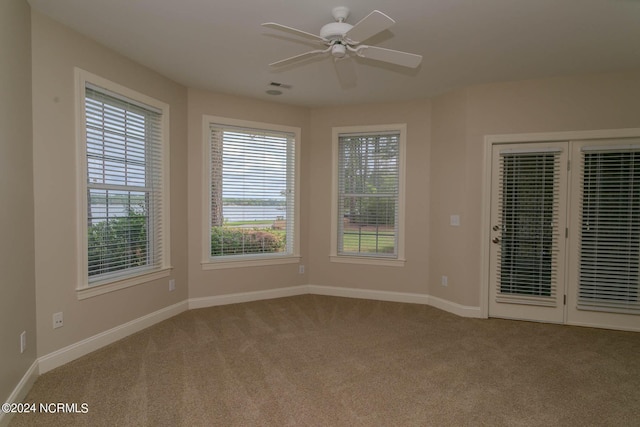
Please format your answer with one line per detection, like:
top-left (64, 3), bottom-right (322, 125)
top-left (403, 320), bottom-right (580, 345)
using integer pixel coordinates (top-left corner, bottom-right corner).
top-left (209, 124), bottom-right (295, 258)
top-left (578, 148), bottom-right (640, 313)
top-left (337, 132), bottom-right (399, 257)
top-left (85, 84), bottom-right (165, 284)
top-left (496, 151), bottom-right (560, 305)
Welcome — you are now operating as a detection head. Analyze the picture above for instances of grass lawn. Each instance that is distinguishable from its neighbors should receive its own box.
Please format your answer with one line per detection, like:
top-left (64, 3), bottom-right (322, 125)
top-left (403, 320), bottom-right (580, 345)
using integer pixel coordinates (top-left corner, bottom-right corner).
top-left (342, 230), bottom-right (395, 254)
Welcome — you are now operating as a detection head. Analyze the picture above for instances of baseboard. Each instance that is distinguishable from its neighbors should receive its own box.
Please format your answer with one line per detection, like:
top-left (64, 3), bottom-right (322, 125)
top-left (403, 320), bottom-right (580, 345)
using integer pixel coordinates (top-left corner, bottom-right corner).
top-left (427, 295), bottom-right (483, 318)
top-left (189, 284), bottom-right (481, 319)
top-left (188, 285), bottom-right (309, 309)
top-left (38, 300), bottom-right (188, 374)
top-left (307, 284), bottom-right (481, 317)
top-left (307, 284), bottom-right (430, 305)
top-left (566, 320), bottom-right (640, 333)
top-left (0, 360), bottom-right (39, 427)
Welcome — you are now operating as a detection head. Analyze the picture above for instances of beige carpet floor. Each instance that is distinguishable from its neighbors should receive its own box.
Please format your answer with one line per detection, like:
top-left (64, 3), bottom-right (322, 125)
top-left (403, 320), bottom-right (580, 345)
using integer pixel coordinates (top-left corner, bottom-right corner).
top-left (9, 295), bottom-right (640, 426)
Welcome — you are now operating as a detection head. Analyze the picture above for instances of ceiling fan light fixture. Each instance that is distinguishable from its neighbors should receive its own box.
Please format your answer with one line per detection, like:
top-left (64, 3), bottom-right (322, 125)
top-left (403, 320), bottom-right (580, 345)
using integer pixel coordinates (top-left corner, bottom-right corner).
top-left (331, 44), bottom-right (347, 58)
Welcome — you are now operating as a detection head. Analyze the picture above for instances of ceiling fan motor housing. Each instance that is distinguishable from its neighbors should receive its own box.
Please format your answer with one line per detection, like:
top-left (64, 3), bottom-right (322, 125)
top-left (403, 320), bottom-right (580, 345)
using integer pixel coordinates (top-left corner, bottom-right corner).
top-left (320, 22), bottom-right (353, 41)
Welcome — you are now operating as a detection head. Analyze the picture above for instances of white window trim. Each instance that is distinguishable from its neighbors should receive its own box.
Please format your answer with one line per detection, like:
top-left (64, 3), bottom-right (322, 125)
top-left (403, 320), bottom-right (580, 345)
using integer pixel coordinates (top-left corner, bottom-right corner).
top-left (201, 115), bottom-right (301, 269)
top-left (330, 124), bottom-right (406, 266)
top-left (75, 68), bottom-right (171, 299)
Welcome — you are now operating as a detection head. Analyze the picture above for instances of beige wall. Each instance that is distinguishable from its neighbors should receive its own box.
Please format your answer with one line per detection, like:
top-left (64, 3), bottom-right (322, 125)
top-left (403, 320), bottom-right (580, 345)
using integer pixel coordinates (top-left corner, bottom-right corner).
top-left (429, 70), bottom-right (640, 308)
top-left (31, 11), bottom-right (189, 356)
top-left (0, 0), bottom-right (37, 404)
top-left (187, 89), bottom-right (311, 298)
top-left (308, 100), bottom-right (431, 294)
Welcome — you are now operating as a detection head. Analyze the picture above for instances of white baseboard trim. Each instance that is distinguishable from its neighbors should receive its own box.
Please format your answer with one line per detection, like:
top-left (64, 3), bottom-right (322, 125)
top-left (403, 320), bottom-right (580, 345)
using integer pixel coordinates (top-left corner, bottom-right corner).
top-left (188, 285), bottom-right (308, 309)
top-left (0, 360), bottom-right (39, 427)
top-left (307, 284), bottom-right (482, 318)
top-left (189, 284), bottom-right (482, 319)
top-left (427, 295), bottom-right (483, 318)
top-left (567, 320), bottom-right (640, 333)
top-left (307, 284), bottom-right (430, 305)
top-left (38, 300), bottom-right (188, 374)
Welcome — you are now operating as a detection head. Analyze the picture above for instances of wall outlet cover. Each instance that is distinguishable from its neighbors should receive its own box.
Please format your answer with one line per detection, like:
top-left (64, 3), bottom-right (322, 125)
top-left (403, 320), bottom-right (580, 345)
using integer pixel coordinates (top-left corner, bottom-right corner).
top-left (53, 312), bottom-right (63, 329)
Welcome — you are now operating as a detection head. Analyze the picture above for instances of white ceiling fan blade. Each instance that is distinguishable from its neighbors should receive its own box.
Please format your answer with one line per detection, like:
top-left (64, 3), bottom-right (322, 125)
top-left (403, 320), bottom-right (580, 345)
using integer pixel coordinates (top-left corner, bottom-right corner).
top-left (356, 45), bottom-right (422, 68)
top-left (262, 23), bottom-right (327, 43)
top-left (334, 57), bottom-right (357, 89)
top-left (269, 48), bottom-right (330, 68)
top-left (344, 10), bottom-right (395, 44)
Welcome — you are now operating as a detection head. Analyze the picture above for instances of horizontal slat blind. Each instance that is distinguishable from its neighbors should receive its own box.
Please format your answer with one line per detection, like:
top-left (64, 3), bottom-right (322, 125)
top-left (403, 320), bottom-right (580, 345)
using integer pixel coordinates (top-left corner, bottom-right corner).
top-left (496, 151), bottom-right (560, 305)
top-left (209, 124), bottom-right (294, 257)
top-left (578, 148), bottom-right (640, 313)
top-left (85, 86), bottom-right (164, 283)
top-left (337, 132), bottom-right (399, 257)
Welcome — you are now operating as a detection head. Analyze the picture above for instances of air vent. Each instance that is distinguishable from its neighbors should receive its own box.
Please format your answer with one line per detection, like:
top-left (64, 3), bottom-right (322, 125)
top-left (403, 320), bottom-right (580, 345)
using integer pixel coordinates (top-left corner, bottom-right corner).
top-left (269, 82), bottom-right (292, 89)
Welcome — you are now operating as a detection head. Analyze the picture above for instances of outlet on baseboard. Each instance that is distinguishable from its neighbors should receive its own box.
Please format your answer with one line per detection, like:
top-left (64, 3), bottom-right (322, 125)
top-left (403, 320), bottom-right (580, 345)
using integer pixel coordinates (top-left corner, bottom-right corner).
top-left (20, 331), bottom-right (26, 353)
top-left (169, 279), bottom-right (176, 291)
top-left (53, 312), bottom-right (63, 329)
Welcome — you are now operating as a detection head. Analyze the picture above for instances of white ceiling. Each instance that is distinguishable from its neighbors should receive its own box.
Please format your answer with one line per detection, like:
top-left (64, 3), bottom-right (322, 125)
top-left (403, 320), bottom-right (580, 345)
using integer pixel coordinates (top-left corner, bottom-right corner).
top-left (28, 0), bottom-right (640, 107)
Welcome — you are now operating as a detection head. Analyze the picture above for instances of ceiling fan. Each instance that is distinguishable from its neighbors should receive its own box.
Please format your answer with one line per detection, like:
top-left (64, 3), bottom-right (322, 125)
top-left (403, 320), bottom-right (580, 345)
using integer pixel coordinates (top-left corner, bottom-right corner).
top-left (262, 6), bottom-right (423, 69)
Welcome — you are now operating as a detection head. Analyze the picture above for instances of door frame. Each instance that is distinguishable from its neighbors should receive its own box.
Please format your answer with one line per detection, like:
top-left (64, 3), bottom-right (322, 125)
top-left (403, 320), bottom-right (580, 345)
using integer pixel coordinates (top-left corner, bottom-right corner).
top-left (480, 128), bottom-right (640, 323)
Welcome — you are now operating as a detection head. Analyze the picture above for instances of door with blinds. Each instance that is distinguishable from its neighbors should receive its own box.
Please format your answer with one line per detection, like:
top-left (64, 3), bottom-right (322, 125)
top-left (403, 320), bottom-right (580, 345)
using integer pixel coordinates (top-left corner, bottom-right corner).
top-left (489, 142), bottom-right (569, 323)
top-left (566, 140), bottom-right (640, 331)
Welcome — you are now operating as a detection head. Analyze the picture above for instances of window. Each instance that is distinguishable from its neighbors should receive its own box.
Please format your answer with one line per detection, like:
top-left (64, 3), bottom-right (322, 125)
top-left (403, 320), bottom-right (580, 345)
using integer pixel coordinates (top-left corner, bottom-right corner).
top-left (76, 69), bottom-right (170, 297)
top-left (331, 125), bottom-right (406, 266)
top-left (203, 116), bottom-right (300, 268)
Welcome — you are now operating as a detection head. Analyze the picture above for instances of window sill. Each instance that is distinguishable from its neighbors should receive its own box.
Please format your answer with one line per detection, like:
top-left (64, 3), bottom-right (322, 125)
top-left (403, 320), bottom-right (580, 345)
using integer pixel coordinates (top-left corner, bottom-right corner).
top-left (202, 255), bottom-right (301, 270)
top-left (329, 255), bottom-right (406, 267)
top-left (77, 267), bottom-right (172, 300)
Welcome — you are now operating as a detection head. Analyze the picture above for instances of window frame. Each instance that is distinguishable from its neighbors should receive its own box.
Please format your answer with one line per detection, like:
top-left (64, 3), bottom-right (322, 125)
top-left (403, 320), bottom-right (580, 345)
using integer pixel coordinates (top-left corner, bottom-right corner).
top-left (75, 68), bottom-right (171, 299)
top-left (201, 115), bottom-right (301, 269)
top-left (330, 124), bottom-right (406, 266)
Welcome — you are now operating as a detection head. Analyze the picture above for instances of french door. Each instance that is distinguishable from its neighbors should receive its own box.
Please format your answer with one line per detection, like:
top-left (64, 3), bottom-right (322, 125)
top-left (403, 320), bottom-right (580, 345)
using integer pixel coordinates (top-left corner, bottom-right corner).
top-left (566, 140), bottom-right (640, 330)
top-left (489, 138), bottom-right (640, 331)
top-left (489, 142), bottom-right (568, 323)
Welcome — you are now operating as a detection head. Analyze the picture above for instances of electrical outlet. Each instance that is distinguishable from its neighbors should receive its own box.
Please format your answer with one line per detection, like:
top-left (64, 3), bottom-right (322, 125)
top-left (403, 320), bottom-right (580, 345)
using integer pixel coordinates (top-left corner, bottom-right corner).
top-left (169, 279), bottom-right (176, 291)
top-left (53, 312), bottom-right (63, 329)
top-left (441, 276), bottom-right (448, 287)
top-left (298, 265), bottom-right (305, 274)
top-left (20, 331), bottom-right (26, 354)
